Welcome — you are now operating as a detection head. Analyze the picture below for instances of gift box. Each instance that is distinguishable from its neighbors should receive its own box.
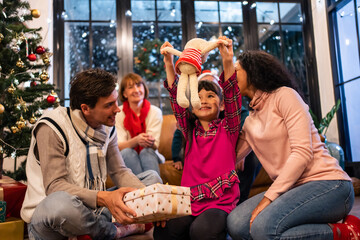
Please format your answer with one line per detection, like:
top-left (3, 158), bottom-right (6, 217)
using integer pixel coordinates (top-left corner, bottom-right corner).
top-left (0, 217), bottom-right (24, 240)
top-left (0, 201), bottom-right (6, 222)
top-left (123, 183), bottom-right (192, 223)
top-left (0, 176), bottom-right (27, 218)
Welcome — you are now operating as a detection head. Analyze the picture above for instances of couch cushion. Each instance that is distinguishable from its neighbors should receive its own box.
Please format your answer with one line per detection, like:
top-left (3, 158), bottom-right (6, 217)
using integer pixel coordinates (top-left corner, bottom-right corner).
top-left (158, 115), bottom-right (177, 160)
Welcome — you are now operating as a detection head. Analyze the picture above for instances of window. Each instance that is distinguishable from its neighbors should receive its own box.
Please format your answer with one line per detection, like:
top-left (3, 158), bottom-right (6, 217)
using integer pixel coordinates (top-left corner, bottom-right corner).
top-left (53, 0), bottom-right (318, 117)
top-left (327, 0), bottom-right (360, 162)
top-left (59, 0), bottom-right (117, 106)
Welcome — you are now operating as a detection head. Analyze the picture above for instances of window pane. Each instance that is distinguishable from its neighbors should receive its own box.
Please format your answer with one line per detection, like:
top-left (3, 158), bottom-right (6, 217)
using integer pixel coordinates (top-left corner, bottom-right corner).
top-left (279, 3), bottom-right (302, 23)
top-left (258, 24), bottom-right (281, 60)
top-left (91, 23), bottom-right (118, 74)
top-left (219, 1), bottom-right (243, 22)
top-left (343, 79), bottom-right (360, 162)
top-left (157, 0), bottom-right (181, 21)
top-left (91, 0), bottom-right (116, 21)
top-left (158, 23), bottom-right (182, 50)
top-left (282, 25), bottom-right (308, 97)
top-left (256, 2), bottom-right (279, 23)
top-left (133, 23), bottom-right (156, 52)
top-left (131, 0), bottom-right (156, 21)
top-left (223, 24), bottom-right (245, 59)
top-left (336, 1), bottom-right (360, 81)
top-left (195, 1), bottom-right (219, 22)
top-left (64, 22), bottom-right (90, 99)
top-left (196, 24), bottom-right (219, 40)
top-left (64, 0), bottom-right (89, 20)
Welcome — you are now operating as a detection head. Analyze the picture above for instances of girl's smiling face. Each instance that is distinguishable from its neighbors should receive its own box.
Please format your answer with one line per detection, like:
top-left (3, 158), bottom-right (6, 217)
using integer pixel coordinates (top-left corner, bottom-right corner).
top-left (192, 89), bottom-right (224, 122)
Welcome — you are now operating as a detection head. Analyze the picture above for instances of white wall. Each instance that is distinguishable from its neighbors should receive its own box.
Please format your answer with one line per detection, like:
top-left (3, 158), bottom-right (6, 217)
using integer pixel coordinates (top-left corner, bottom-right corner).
top-left (311, 0), bottom-right (339, 143)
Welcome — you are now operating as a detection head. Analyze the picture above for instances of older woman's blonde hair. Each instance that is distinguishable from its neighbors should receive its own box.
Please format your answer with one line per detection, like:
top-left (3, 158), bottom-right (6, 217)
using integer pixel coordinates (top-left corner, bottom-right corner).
top-left (119, 73), bottom-right (149, 102)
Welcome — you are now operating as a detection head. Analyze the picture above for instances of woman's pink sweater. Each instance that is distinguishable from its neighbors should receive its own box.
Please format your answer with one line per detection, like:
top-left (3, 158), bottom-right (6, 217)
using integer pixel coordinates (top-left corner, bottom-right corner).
top-left (236, 87), bottom-right (350, 201)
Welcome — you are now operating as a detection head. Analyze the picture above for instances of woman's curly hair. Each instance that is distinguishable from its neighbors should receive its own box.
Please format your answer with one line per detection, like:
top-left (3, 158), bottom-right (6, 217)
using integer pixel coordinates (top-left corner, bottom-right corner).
top-left (238, 50), bottom-right (301, 95)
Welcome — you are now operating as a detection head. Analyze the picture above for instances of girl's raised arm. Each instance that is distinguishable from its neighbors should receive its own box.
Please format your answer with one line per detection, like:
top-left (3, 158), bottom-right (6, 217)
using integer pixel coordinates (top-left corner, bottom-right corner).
top-left (218, 37), bottom-right (235, 81)
top-left (160, 42), bottom-right (176, 86)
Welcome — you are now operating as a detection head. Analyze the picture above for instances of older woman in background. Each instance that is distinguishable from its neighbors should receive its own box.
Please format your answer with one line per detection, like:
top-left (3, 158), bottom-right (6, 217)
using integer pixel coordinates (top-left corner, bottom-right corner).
top-left (115, 73), bottom-right (164, 176)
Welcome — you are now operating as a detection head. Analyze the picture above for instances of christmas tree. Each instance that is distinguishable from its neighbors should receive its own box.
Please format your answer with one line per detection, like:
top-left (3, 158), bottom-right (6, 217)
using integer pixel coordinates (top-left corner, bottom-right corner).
top-left (0, 0), bottom-right (59, 181)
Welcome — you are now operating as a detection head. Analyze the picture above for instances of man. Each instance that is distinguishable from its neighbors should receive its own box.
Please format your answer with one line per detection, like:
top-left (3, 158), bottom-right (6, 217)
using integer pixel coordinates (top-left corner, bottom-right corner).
top-left (21, 69), bottom-right (161, 240)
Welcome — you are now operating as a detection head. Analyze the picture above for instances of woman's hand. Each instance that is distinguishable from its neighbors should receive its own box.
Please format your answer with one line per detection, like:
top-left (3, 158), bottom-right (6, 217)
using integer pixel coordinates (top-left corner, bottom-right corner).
top-left (136, 133), bottom-right (155, 148)
top-left (218, 36), bottom-right (235, 81)
top-left (250, 196), bottom-right (272, 229)
top-left (173, 161), bottom-right (183, 170)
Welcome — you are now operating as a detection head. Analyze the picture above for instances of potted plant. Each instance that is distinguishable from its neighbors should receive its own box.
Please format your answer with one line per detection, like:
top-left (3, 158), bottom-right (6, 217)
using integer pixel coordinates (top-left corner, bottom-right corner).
top-left (309, 99), bottom-right (344, 169)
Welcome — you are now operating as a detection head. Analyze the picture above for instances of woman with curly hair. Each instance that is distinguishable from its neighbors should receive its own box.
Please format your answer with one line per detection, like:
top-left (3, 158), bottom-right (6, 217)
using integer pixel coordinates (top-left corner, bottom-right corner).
top-left (217, 45), bottom-right (360, 240)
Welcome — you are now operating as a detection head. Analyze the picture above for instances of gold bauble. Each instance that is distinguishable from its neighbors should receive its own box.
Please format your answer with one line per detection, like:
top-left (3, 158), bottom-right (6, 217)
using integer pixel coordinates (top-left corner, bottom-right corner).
top-left (40, 70), bottom-right (50, 82)
top-left (0, 104), bottom-right (4, 114)
top-left (0, 33), bottom-right (3, 43)
top-left (11, 126), bottom-right (19, 134)
top-left (29, 115), bottom-right (37, 124)
top-left (16, 117), bottom-right (26, 129)
top-left (10, 69), bottom-right (15, 75)
top-left (31, 9), bottom-right (41, 18)
top-left (43, 57), bottom-right (50, 65)
top-left (16, 58), bottom-right (25, 68)
top-left (18, 32), bottom-right (26, 42)
top-left (0, 146), bottom-right (3, 154)
top-left (7, 84), bottom-right (16, 94)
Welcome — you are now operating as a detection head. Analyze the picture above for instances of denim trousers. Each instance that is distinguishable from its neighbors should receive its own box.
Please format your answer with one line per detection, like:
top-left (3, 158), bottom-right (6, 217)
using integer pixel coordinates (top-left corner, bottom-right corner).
top-left (227, 180), bottom-right (354, 240)
top-left (28, 191), bottom-right (116, 240)
top-left (28, 171), bottom-right (161, 240)
top-left (121, 148), bottom-right (160, 175)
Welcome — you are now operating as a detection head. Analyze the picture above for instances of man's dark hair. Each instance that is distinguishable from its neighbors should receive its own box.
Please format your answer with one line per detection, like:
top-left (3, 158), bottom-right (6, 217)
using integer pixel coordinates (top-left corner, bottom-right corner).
top-left (69, 68), bottom-right (117, 110)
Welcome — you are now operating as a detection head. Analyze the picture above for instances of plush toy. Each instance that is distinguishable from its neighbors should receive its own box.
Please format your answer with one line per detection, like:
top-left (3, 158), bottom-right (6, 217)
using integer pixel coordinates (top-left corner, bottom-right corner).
top-left (161, 38), bottom-right (228, 109)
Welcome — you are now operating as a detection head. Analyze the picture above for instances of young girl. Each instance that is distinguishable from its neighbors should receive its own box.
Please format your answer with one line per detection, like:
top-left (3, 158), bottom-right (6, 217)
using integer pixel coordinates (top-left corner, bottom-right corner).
top-left (155, 38), bottom-right (241, 240)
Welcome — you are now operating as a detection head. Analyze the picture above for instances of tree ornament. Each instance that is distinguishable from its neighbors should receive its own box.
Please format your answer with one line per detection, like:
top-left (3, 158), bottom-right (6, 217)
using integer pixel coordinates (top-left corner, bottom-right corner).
top-left (35, 46), bottom-right (45, 54)
top-left (28, 53), bottom-right (37, 61)
top-left (7, 84), bottom-right (16, 94)
top-left (11, 45), bottom-right (20, 53)
top-left (30, 81), bottom-right (37, 87)
top-left (18, 32), bottom-right (26, 42)
top-left (42, 56), bottom-right (50, 65)
top-left (10, 69), bottom-right (15, 75)
top-left (16, 117), bottom-right (26, 130)
top-left (0, 33), bottom-right (4, 43)
top-left (0, 146), bottom-right (3, 154)
top-left (11, 126), bottom-right (19, 134)
top-left (17, 97), bottom-right (28, 112)
top-left (31, 9), bottom-right (41, 18)
top-left (16, 58), bottom-right (25, 68)
top-left (0, 104), bottom-right (4, 114)
top-left (40, 70), bottom-right (49, 82)
top-left (0, 65), bottom-right (2, 72)
top-left (47, 95), bottom-right (56, 104)
top-left (29, 114), bottom-right (37, 124)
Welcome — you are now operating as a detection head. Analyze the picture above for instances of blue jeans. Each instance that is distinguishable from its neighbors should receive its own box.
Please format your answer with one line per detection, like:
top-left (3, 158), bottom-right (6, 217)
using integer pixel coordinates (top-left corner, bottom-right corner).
top-left (28, 172), bottom-right (161, 240)
top-left (121, 148), bottom-right (160, 175)
top-left (227, 180), bottom-right (354, 240)
top-left (28, 191), bottom-right (116, 240)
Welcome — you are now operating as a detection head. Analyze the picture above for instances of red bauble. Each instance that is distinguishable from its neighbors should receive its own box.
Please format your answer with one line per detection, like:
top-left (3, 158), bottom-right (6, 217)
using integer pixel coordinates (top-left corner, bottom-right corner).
top-left (30, 81), bottom-right (37, 87)
top-left (46, 95), bottom-right (56, 104)
top-left (28, 53), bottom-right (37, 61)
top-left (35, 46), bottom-right (46, 54)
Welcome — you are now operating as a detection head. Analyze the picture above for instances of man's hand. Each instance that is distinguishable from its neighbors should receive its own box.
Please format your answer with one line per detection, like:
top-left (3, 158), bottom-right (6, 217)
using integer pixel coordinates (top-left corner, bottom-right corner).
top-left (173, 161), bottom-right (183, 170)
top-left (250, 196), bottom-right (272, 229)
top-left (97, 187), bottom-right (138, 225)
